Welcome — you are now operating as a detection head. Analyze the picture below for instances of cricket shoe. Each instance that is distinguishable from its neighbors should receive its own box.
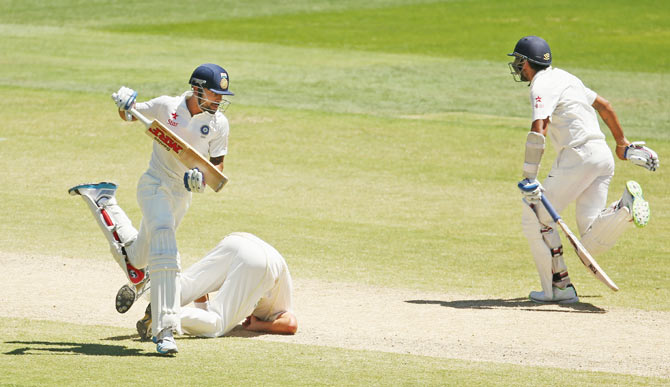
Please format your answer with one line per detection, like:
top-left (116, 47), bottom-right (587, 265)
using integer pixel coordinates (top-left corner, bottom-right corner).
top-left (619, 180), bottom-right (650, 228)
top-left (68, 181), bottom-right (118, 206)
top-left (136, 304), bottom-right (153, 341)
top-left (155, 329), bottom-right (178, 355)
top-left (529, 284), bottom-right (579, 304)
top-left (116, 277), bottom-right (150, 314)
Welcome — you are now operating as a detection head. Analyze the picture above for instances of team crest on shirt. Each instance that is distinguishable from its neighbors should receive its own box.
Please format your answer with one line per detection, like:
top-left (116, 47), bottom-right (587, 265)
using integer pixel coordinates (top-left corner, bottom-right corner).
top-left (200, 125), bottom-right (210, 137)
top-left (535, 96), bottom-right (544, 109)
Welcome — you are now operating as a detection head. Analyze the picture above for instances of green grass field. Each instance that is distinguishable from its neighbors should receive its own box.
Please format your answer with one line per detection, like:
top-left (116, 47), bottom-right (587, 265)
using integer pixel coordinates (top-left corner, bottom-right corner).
top-left (1, 0), bottom-right (668, 385)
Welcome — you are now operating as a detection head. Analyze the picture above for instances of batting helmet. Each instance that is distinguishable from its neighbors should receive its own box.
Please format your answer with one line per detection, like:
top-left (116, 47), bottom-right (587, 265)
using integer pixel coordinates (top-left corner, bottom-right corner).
top-left (508, 36), bottom-right (552, 66)
top-left (189, 63), bottom-right (234, 96)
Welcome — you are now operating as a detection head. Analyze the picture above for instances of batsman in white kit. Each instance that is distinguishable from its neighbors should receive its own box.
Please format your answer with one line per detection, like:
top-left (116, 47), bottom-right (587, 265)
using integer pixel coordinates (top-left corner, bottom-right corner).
top-left (135, 232), bottom-right (297, 340)
top-left (69, 63), bottom-right (234, 355)
top-left (508, 36), bottom-right (659, 303)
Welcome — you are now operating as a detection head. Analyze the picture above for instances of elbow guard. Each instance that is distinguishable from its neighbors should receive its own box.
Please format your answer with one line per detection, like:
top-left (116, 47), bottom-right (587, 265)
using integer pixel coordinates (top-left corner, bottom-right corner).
top-left (523, 131), bottom-right (545, 180)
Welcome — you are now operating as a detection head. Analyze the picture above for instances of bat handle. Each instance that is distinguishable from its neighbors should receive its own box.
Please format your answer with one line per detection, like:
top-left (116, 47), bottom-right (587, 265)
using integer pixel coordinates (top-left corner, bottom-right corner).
top-left (127, 107), bottom-right (152, 128)
top-left (540, 195), bottom-right (562, 223)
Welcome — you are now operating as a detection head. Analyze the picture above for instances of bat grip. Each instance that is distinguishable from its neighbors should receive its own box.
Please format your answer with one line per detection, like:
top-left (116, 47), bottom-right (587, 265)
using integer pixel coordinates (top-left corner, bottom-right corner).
top-left (127, 107), bottom-right (152, 127)
top-left (540, 195), bottom-right (561, 223)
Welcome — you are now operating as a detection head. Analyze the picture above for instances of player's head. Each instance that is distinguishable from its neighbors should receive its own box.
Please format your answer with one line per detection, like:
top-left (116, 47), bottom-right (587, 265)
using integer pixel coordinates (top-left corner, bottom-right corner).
top-left (507, 36), bottom-right (551, 82)
top-left (189, 63), bottom-right (234, 114)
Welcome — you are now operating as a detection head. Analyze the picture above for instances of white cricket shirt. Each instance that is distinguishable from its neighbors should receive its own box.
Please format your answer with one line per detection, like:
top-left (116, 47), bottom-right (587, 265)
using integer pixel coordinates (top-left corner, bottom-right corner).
top-left (529, 67), bottom-right (605, 151)
top-left (135, 91), bottom-right (229, 179)
top-left (248, 233), bottom-right (294, 322)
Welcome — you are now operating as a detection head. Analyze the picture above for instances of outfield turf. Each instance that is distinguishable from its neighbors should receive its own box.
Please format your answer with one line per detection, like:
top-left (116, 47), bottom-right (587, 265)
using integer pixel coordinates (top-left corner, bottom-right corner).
top-left (0, 0), bottom-right (668, 385)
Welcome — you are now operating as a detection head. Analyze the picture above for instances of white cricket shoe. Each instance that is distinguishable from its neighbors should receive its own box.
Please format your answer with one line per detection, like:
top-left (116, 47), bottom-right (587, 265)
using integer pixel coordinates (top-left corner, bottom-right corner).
top-left (155, 329), bottom-right (178, 355)
top-left (68, 181), bottom-right (118, 205)
top-left (529, 284), bottom-right (579, 304)
top-left (619, 180), bottom-right (650, 228)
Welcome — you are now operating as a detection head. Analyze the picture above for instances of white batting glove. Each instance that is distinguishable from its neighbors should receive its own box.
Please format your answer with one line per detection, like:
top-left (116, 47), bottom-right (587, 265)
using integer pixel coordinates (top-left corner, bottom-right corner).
top-left (518, 178), bottom-right (543, 204)
top-left (183, 168), bottom-right (206, 193)
top-left (111, 86), bottom-right (137, 111)
top-left (624, 141), bottom-right (659, 171)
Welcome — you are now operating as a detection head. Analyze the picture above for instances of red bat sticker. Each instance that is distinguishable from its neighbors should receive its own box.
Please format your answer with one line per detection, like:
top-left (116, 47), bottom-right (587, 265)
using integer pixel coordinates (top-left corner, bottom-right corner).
top-left (148, 125), bottom-right (184, 154)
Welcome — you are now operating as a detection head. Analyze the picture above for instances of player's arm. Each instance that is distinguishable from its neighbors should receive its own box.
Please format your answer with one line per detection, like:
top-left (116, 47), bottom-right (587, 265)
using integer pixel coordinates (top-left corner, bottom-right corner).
top-left (530, 117), bottom-right (550, 136)
top-left (242, 312), bottom-right (298, 335)
top-left (112, 87), bottom-right (138, 122)
top-left (592, 95), bottom-right (628, 160)
top-left (210, 155), bottom-right (224, 171)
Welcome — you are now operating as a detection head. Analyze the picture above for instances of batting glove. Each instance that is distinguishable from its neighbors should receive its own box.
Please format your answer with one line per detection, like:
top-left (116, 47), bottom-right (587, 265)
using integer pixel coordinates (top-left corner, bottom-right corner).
top-left (518, 178), bottom-right (543, 204)
top-left (112, 86), bottom-right (137, 111)
top-left (624, 141), bottom-right (659, 171)
top-left (184, 168), bottom-right (206, 193)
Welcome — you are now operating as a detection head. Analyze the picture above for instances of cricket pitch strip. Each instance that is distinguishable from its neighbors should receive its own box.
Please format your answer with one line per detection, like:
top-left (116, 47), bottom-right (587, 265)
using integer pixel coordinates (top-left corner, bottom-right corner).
top-left (1, 252), bottom-right (668, 378)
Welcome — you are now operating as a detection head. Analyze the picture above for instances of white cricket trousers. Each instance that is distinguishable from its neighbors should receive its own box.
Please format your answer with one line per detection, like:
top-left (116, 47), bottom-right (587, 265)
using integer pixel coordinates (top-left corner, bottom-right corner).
top-left (524, 139), bottom-right (615, 234)
top-left (127, 168), bottom-right (191, 335)
top-left (179, 232), bottom-right (278, 337)
top-left (521, 140), bottom-right (614, 293)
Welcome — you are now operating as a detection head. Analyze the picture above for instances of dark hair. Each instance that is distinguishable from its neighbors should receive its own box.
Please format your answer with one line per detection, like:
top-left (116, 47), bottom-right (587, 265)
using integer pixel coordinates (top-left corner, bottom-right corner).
top-left (528, 61), bottom-right (550, 72)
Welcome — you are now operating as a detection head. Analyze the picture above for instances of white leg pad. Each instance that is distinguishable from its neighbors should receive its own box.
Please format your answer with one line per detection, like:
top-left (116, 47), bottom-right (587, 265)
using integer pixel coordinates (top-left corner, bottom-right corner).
top-left (522, 203), bottom-right (554, 296)
top-left (100, 197), bottom-right (138, 249)
top-left (581, 204), bottom-right (632, 256)
top-left (540, 225), bottom-right (571, 286)
top-left (149, 228), bottom-right (181, 335)
top-left (78, 194), bottom-right (138, 272)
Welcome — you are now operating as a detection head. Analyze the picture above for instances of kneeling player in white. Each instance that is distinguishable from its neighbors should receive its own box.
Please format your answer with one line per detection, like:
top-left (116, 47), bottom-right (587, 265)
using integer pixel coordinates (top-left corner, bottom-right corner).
top-left (135, 232), bottom-right (297, 340)
top-left (508, 36), bottom-right (659, 303)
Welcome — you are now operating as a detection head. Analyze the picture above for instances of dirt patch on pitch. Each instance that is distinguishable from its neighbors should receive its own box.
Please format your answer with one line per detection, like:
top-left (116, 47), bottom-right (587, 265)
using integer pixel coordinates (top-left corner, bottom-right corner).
top-left (1, 252), bottom-right (668, 378)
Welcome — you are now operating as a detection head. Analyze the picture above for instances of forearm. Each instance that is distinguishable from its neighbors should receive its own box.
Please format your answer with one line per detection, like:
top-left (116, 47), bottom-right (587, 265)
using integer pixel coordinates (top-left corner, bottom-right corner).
top-left (210, 155), bottom-right (224, 171)
top-left (245, 313), bottom-right (298, 335)
top-left (592, 96), bottom-right (628, 159)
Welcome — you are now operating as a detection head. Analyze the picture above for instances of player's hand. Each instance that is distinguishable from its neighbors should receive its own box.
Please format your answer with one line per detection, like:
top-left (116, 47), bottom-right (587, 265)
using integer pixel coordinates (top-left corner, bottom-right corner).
top-left (518, 178), bottom-right (543, 204)
top-left (183, 168), bottom-right (206, 193)
top-left (112, 86), bottom-right (137, 111)
top-left (624, 141), bottom-right (659, 171)
top-left (242, 315), bottom-right (261, 331)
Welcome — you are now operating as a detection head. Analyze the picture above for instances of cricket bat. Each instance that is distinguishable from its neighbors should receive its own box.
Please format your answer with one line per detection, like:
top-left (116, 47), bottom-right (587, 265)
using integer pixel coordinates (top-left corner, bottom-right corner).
top-left (127, 107), bottom-right (228, 192)
top-left (538, 194), bottom-right (619, 291)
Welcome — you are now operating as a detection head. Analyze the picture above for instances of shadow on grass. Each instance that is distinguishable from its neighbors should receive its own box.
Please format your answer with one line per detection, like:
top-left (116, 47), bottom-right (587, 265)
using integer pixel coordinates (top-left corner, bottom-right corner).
top-left (405, 297), bottom-right (606, 314)
top-left (104, 325), bottom-right (266, 342)
top-left (3, 341), bottom-right (166, 357)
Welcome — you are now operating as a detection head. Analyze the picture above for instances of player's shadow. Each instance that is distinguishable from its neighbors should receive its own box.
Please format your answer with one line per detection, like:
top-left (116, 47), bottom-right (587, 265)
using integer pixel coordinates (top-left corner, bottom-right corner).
top-left (406, 297), bottom-right (606, 314)
top-left (3, 341), bottom-right (164, 357)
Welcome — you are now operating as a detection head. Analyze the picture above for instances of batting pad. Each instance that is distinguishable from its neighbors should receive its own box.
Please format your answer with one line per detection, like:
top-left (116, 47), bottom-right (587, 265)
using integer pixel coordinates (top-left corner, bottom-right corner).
top-left (79, 194), bottom-right (138, 272)
top-left (521, 204), bottom-right (554, 296)
top-left (149, 228), bottom-right (182, 335)
top-left (581, 205), bottom-right (631, 256)
top-left (101, 197), bottom-right (138, 246)
top-left (150, 269), bottom-right (181, 335)
top-left (541, 226), bottom-right (568, 277)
